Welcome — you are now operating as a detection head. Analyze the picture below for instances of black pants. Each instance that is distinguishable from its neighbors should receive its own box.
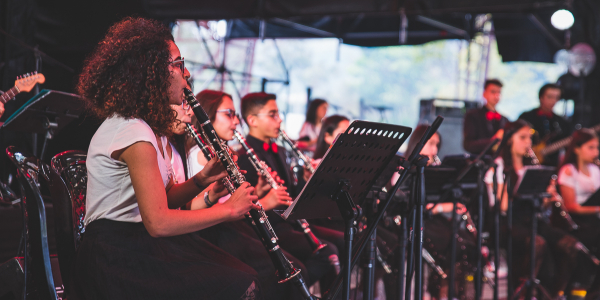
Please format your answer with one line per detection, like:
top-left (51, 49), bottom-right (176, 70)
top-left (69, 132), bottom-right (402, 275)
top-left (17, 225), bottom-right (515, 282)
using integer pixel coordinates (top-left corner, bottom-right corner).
top-left (73, 219), bottom-right (262, 300)
top-left (274, 221), bottom-right (340, 287)
top-left (510, 204), bottom-right (596, 297)
top-left (197, 220), bottom-right (307, 300)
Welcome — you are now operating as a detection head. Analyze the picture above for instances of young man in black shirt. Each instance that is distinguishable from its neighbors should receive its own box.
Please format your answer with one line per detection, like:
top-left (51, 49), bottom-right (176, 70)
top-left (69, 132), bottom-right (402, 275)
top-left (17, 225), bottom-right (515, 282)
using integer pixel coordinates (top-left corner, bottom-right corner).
top-left (238, 92), bottom-right (342, 288)
top-left (463, 79), bottom-right (509, 155)
top-left (518, 83), bottom-right (571, 166)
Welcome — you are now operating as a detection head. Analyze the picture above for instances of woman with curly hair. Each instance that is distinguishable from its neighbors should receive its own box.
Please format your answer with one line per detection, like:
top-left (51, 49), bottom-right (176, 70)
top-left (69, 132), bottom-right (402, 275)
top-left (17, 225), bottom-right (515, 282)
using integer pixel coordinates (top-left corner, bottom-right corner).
top-left (73, 17), bottom-right (262, 300)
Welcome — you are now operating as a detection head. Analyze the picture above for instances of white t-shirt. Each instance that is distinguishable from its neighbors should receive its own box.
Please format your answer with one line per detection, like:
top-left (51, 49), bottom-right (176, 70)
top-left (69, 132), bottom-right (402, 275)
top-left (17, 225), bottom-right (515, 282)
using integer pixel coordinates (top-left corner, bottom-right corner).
top-left (84, 116), bottom-right (172, 225)
top-left (170, 143), bottom-right (186, 184)
top-left (558, 163), bottom-right (600, 205)
top-left (186, 144), bottom-right (231, 203)
top-left (299, 122), bottom-right (320, 141)
top-left (187, 145), bottom-right (205, 176)
top-left (484, 158), bottom-right (525, 206)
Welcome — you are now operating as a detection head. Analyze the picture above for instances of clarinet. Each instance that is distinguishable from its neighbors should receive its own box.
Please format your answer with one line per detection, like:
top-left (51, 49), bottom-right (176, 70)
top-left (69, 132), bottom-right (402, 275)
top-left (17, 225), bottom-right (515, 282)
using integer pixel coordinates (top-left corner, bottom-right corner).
top-left (184, 89), bottom-right (316, 299)
top-left (234, 130), bottom-right (328, 255)
top-left (279, 130), bottom-right (315, 173)
top-left (526, 147), bottom-right (578, 230)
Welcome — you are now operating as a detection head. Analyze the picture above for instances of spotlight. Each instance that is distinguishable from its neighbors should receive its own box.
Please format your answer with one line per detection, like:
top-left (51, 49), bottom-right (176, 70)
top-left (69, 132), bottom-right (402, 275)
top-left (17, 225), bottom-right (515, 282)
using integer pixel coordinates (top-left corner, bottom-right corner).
top-left (551, 9), bottom-right (574, 30)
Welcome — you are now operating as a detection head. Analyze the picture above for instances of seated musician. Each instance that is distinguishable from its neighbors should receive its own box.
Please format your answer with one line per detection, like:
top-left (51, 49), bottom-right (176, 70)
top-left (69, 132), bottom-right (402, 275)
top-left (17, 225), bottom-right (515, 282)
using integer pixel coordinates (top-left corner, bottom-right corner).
top-left (558, 128), bottom-right (600, 299)
top-left (185, 89), bottom-right (290, 211)
top-left (73, 17), bottom-right (262, 299)
top-left (405, 125), bottom-right (479, 299)
top-left (463, 79), bottom-right (508, 155)
top-left (313, 115), bottom-right (350, 161)
top-left (297, 99), bottom-right (328, 151)
top-left (162, 90), bottom-right (305, 300)
top-left (519, 83), bottom-right (571, 166)
top-left (237, 92), bottom-right (342, 289)
top-left (485, 120), bottom-right (594, 299)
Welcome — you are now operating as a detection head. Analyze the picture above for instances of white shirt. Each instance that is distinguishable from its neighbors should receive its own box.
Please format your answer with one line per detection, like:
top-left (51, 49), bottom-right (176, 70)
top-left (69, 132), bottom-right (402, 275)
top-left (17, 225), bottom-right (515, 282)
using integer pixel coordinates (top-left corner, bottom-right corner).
top-left (84, 116), bottom-right (172, 225)
top-left (558, 163), bottom-right (600, 205)
top-left (484, 157), bottom-right (525, 206)
top-left (299, 122), bottom-right (320, 141)
top-left (187, 145), bottom-right (205, 176)
top-left (186, 144), bottom-right (230, 203)
top-left (170, 143), bottom-right (186, 184)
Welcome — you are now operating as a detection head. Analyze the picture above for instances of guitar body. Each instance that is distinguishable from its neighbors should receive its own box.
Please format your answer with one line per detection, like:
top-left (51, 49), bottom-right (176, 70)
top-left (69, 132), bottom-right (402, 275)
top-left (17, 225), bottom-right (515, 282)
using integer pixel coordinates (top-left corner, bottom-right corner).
top-left (531, 141), bottom-right (548, 164)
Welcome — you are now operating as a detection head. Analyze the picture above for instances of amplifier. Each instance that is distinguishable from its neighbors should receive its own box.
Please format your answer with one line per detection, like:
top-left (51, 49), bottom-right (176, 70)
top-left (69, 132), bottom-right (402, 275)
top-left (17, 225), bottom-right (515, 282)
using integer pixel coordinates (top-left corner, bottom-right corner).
top-left (419, 99), bottom-right (480, 158)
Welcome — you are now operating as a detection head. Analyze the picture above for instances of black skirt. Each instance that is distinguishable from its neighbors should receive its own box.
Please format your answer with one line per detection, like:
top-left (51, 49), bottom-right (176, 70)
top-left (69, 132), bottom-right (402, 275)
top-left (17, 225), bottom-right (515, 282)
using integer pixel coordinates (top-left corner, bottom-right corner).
top-left (72, 219), bottom-right (262, 300)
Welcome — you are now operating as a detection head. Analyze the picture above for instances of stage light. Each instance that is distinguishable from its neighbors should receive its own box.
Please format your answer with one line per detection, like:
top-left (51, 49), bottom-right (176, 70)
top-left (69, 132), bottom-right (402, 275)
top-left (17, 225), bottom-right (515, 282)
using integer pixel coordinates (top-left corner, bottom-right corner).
top-left (551, 9), bottom-right (574, 30)
top-left (216, 20), bottom-right (228, 39)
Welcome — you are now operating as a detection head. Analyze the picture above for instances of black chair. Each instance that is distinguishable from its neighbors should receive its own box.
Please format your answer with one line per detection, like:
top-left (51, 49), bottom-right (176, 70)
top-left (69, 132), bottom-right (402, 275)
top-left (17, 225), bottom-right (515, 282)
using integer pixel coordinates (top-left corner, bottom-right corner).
top-left (6, 146), bottom-right (59, 300)
top-left (47, 150), bottom-right (87, 299)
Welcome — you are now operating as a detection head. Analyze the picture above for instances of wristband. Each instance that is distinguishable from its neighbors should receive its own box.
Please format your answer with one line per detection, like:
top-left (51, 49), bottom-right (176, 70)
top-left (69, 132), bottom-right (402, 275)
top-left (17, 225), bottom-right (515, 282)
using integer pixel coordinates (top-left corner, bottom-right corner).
top-left (192, 176), bottom-right (205, 190)
top-left (204, 192), bottom-right (215, 208)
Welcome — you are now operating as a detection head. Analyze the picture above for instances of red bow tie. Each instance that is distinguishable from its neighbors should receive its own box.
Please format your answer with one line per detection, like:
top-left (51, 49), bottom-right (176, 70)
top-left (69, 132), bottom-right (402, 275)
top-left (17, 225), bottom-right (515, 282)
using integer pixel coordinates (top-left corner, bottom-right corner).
top-left (537, 109), bottom-right (553, 118)
top-left (486, 111), bottom-right (502, 121)
top-left (263, 142), bottom-right (278, 154)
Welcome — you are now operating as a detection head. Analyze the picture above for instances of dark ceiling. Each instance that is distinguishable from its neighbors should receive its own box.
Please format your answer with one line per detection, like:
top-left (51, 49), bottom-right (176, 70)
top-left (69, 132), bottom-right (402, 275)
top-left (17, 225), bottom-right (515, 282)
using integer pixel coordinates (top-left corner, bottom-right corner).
top-left (0, 0), bottom-right (599, 165)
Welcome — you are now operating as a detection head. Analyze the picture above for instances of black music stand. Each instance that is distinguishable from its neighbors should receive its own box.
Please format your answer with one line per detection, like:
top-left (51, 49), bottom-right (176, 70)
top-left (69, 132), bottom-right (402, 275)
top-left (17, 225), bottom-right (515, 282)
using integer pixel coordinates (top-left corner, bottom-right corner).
top-left (283, 120), bottom-right (412, 300)
top-left (582, 188), bottom-right (600, 206)
top-left (510, 166), bottom-right (556, 300)
top-left (2, 90), bottom-right (83, 160)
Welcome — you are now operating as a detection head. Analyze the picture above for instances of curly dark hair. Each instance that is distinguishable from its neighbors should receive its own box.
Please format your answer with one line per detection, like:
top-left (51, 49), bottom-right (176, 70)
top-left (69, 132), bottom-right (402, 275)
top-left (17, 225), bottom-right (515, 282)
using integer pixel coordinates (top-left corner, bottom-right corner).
top-left (76, 17), bottom-right (176, 136)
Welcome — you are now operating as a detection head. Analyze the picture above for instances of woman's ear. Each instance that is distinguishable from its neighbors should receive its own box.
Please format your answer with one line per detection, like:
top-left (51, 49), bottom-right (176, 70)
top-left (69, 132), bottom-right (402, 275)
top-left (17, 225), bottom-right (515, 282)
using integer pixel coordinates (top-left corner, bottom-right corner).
top-left (574, 146), bottom-right (581, 157)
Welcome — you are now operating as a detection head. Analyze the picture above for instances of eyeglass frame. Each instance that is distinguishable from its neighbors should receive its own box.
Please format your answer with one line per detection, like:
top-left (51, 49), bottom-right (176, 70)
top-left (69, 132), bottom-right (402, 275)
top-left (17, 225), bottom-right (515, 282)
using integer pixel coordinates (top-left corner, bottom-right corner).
top-left (252, 111), bottom-right (282, 120)
top-left (170, 57), bottom-right (185, 73)
top-left (216, 109), bottom-right (239, 120)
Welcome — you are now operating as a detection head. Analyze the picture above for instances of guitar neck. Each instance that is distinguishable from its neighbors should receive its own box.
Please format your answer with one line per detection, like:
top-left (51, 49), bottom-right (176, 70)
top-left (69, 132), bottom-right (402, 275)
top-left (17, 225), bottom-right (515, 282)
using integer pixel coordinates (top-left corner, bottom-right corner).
top-left (0, 87), bottom-right (19, 104)
top-left (541, 123), bottom-right (600, 156)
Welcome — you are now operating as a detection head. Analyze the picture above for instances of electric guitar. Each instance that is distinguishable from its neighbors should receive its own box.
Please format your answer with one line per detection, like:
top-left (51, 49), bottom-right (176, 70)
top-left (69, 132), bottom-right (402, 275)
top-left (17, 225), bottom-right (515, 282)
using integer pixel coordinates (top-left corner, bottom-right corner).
top-left (0, 72), bottom-right (46, 104)
top-left (533, 123), bottom-right (600, 164)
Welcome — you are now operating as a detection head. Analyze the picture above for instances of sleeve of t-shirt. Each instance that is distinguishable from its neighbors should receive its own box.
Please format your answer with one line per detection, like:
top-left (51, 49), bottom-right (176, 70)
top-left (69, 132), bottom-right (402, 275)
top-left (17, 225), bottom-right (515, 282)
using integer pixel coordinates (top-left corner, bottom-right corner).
top-left (107, 119), bottom-right (158, 160)
top-left (484, 158), bottom-right (504, 185)
top-left (186, 146), bottom-right (205, 177)
top-left (558, 164), bottom-right (576, 188)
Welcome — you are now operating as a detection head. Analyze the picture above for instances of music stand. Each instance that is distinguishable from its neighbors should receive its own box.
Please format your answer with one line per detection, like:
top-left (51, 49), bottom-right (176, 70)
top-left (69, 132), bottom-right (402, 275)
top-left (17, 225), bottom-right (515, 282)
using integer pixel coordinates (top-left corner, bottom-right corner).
top-left (582, 188), bottom-right (600, 206)
top-left (511, 165), bottom-right (556, 300)
top-left (283, 120), bottom-right (412, 300)
top-left (2, 90), bottom-right (83, 160)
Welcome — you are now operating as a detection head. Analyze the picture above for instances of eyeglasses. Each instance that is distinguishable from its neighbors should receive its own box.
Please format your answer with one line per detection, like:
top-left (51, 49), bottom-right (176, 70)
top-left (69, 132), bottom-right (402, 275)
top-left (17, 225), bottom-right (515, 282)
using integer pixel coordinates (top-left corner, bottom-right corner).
top-left (170, 57), bottom-right (185, 73)
top-left (253, 111), bottom-right (282, 120)
top-left (181, 100), bottom-right (190, 110)
top-left (217, 109), bottom-right (239, 120)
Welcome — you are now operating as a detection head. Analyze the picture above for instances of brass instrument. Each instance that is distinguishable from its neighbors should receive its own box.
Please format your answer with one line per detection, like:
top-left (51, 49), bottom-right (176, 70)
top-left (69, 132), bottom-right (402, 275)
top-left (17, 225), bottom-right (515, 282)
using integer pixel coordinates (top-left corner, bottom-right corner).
top-left (233, 130), bottom-right (328, 255)
top-left (184, 89), bottom-right (316, 299)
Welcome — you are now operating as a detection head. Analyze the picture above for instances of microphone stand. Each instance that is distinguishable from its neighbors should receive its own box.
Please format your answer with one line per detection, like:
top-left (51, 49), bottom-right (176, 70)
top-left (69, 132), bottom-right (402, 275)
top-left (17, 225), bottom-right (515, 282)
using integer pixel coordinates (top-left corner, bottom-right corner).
top-left (443, 138), bottom-right (499, 300)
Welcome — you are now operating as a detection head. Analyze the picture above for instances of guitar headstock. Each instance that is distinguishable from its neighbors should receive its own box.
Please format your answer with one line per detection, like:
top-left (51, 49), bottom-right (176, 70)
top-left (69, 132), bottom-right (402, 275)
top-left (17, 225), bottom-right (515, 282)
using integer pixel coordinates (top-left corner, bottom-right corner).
top-left (14, 72), bottom-right (45, 93)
